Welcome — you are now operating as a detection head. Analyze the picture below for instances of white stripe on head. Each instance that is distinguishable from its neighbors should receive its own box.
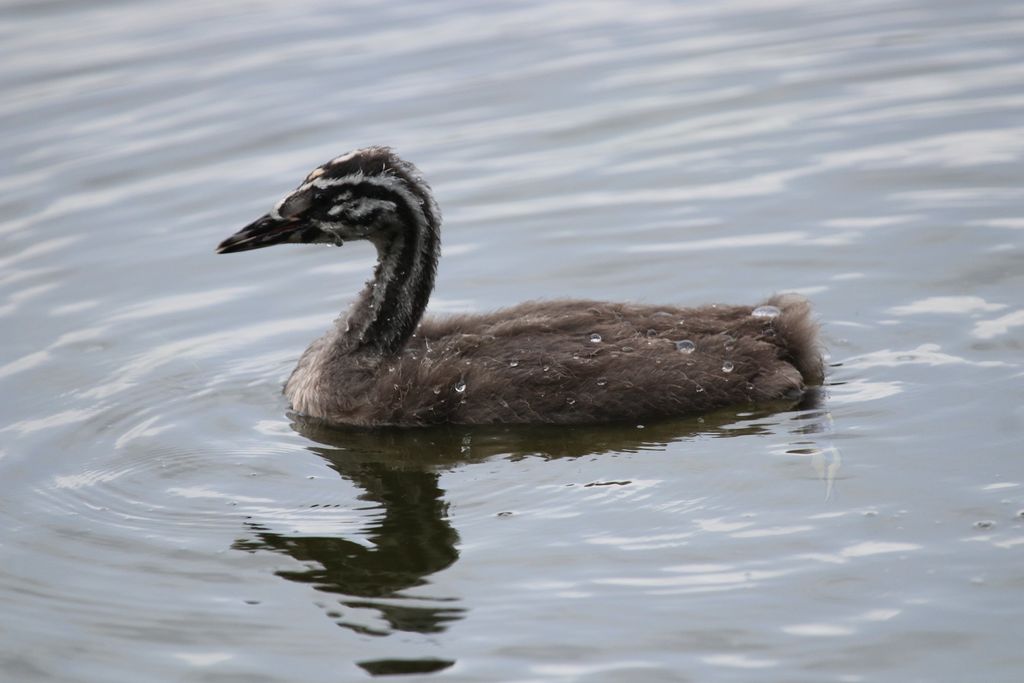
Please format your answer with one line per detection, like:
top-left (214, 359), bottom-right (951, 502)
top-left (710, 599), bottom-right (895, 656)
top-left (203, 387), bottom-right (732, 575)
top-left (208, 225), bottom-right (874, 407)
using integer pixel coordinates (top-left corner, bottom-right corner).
top-left (310, 172), bottom-right (364, 190)
top-left (329, 150), bottom-right (361, 165)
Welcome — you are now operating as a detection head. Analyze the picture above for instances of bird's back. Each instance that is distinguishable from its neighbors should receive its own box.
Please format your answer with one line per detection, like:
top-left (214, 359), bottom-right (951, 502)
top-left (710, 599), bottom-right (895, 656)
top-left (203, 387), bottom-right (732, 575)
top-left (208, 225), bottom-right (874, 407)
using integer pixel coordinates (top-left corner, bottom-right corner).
top-left (289, 294), bottom-right (822, 426)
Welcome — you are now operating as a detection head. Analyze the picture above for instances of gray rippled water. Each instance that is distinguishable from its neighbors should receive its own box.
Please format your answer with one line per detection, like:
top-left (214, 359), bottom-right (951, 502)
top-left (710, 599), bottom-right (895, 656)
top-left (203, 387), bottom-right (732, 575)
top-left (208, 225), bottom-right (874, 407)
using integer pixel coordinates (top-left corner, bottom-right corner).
top-left (1, 0), bottom-right (1022, 681)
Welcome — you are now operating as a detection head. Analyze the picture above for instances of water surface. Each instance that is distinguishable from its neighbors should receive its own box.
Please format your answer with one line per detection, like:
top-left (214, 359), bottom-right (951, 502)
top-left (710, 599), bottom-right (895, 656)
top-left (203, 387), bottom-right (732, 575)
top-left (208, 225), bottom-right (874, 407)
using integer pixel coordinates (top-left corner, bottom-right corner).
top-left (2, 0), bottom-right (1023, 681)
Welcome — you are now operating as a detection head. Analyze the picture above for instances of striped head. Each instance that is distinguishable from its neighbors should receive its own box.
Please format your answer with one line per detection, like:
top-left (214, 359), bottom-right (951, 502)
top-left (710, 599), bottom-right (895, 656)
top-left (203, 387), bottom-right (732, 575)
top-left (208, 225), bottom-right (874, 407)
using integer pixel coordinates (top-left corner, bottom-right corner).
top-left (217, 147), bottom-right (440, 254)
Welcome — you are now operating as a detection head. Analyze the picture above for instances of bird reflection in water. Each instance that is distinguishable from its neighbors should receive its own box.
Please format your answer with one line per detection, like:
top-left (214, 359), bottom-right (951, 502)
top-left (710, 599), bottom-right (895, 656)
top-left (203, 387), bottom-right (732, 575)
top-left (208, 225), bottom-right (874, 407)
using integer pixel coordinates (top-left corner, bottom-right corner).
top-left (233, 455), bottom-right (462, 637)
top-left (233, 392), bottom-right (831, 676)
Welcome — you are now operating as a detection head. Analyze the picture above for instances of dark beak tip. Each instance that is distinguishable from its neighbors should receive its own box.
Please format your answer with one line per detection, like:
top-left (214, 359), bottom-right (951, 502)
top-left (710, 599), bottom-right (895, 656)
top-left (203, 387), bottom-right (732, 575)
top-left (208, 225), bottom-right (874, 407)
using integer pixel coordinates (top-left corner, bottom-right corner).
top-left (215, 237), bottom-right (240, 254)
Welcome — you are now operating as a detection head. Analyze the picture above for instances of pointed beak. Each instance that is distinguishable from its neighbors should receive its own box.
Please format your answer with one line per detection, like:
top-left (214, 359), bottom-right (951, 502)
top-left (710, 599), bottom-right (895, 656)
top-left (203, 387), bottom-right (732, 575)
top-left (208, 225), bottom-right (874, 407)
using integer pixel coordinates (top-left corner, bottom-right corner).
top-left (216, 213), bottom-right (307, 254)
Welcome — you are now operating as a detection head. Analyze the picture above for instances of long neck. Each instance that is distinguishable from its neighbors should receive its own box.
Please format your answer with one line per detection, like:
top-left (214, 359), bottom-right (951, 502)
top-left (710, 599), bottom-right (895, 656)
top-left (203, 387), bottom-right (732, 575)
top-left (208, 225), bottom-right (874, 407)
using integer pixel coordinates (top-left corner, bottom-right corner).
top-left (341, 221), bottom-right (439, 356)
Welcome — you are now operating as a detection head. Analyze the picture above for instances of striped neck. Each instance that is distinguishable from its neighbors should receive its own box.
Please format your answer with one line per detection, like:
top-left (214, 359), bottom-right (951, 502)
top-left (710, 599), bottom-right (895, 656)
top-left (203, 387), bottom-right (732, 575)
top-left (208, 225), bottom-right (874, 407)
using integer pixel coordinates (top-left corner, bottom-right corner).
top-left (343, 228), bottom-right (439, 355)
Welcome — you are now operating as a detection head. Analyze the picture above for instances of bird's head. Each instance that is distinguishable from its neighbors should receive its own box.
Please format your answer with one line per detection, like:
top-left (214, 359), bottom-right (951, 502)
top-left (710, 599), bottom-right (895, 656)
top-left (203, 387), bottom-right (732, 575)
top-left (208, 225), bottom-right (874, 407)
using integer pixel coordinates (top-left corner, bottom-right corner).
top-left (216, 146), bottom-right (439, 254)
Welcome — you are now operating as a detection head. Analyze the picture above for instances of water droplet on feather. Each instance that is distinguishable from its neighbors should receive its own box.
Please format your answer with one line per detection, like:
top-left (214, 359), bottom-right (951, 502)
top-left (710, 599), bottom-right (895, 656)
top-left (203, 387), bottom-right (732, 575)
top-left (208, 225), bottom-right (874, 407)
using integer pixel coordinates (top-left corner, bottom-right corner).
top-left (752, 305), bottom-right (781, 319)
top-left (675, 340), bottom-right (695, 353)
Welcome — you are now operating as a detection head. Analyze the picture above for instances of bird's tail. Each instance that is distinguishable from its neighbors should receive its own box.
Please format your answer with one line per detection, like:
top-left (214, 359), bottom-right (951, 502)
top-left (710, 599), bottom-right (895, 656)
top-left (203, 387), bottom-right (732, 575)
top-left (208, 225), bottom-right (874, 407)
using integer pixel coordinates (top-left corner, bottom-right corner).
top-left (764, 293), bottom-right (825, 386)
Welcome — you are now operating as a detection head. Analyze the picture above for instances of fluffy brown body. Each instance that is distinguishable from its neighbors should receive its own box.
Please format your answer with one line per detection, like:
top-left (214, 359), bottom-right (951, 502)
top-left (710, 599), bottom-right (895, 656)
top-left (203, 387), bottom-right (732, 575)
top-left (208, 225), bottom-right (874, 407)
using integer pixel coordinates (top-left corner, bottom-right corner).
top-left (285, 294), bottom-right (822, 427)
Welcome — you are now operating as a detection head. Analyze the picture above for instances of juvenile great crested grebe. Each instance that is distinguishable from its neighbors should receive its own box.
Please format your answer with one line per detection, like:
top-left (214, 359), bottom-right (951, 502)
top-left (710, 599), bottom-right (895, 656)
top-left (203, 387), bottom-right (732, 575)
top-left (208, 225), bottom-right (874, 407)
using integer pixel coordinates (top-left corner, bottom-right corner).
top-left (217, 147), bottom-right (823, 427)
